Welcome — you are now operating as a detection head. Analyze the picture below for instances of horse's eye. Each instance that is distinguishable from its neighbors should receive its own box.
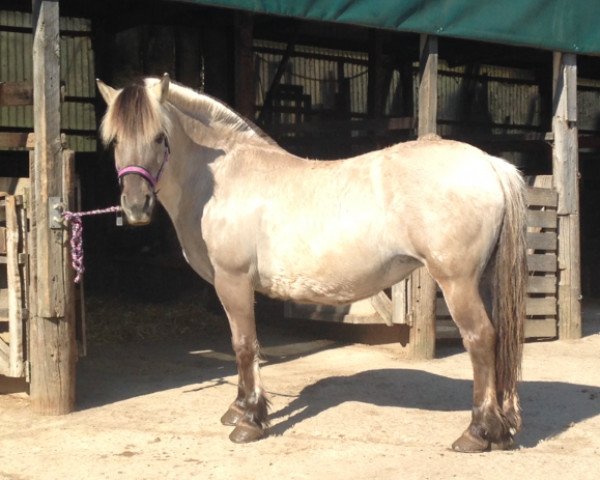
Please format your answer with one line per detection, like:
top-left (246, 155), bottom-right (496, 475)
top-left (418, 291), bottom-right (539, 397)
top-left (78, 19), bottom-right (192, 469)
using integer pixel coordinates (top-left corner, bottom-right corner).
top-left (155, 134), bottom-right (165, 144)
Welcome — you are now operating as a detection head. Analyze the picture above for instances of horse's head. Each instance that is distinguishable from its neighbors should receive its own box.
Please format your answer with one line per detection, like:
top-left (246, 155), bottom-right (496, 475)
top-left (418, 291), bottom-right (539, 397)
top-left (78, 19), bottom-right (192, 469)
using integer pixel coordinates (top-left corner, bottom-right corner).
top-left (97, 74), bottom-right (172, 225)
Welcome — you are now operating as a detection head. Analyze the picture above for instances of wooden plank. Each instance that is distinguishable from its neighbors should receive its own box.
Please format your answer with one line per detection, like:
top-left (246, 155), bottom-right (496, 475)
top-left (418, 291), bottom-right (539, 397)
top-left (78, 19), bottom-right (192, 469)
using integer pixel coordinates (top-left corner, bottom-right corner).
top-left (30, 0), bottom-right (76, 414)
top-left (552, 51), bottom-right (582, 340)
top-left (392, 279), bottom-right (410, 325)
top-left (438, 296), bottom-right (557, 317)
top-left (5, 196), bottom-right (24, 377)
top-left (0, 132), bottom-right (35, 150)
top-left (0, 226), bottom-right (6, 254)
top-left (526, 297), bottom-right (557, 316)
top-left (527, 210), bottom-right (557, 229)
top-left (435, 319), bottom-right (459, 340)
top-left (0, 338), bottom-right (9, 374)
top-left (370, 291), bottom-right (393, 326)
top-left (436, 317), bottom-right (557, 340)
top-left (0, 81), bottom-right (34, 106)
top-left (527, 232), bottom-right (557, 251)
top-left (524, 318), bottom-right (557, 338)
top-left (525, 187), bottom-right (558, 208)
top-left (527, 275), bottom-right (557, 294)
top-left (527, 253), bottom-right (557, 273)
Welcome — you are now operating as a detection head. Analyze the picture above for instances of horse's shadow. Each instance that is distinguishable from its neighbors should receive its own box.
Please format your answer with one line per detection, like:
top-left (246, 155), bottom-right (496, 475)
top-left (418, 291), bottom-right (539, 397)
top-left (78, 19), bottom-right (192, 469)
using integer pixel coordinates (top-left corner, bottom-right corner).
top-left (268, 368), bottom-right (600, 448)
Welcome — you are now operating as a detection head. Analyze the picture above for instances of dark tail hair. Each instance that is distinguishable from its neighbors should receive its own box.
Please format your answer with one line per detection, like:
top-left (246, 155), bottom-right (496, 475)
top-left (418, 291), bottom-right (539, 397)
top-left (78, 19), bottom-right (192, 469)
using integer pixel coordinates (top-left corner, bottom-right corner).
top-left (490, 158), bottom-right (527, 432)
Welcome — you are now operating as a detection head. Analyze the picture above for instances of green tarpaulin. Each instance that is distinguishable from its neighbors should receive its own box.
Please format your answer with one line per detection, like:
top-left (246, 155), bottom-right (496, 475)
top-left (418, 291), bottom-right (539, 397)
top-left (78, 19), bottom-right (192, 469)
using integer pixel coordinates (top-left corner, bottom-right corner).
top-left (177, 0), bottom-right (600, 55)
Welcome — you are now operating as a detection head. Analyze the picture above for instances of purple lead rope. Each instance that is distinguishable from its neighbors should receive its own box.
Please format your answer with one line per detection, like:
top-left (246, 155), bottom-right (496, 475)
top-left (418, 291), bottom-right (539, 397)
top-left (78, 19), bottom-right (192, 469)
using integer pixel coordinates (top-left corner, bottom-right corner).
top-left (62, 206), bottom-right (122, 284)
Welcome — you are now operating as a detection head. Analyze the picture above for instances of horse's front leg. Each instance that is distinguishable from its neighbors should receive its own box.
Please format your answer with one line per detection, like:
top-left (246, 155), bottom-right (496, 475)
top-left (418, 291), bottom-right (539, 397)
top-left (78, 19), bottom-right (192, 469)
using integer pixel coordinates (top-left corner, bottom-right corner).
top-left (214, 269), bottom-right (268, 443)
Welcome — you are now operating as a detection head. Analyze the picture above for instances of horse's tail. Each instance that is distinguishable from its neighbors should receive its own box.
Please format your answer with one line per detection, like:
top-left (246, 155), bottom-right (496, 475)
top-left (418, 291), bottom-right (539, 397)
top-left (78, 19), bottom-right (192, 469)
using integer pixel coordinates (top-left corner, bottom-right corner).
top-left (489, 157), bottom-right (527, 433)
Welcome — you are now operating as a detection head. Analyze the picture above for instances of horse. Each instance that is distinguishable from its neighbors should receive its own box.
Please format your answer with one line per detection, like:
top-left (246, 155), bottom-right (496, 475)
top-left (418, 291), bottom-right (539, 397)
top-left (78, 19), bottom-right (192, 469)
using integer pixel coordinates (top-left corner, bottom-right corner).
top-left (96, 73), bottom-right (527, 452)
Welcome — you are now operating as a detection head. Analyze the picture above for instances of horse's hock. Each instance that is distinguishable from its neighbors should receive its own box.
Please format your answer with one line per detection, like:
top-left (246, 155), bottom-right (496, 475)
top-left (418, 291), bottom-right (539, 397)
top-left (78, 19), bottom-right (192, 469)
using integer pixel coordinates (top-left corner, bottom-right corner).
top-left (286, 175), bottom-right (559, 344)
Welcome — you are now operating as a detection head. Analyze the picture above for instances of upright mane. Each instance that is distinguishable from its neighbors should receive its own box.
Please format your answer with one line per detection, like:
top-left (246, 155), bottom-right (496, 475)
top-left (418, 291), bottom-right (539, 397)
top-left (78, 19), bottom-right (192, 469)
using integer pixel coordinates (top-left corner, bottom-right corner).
top-left (148, 78), bottom-right (277, 149)
top-left (99, 83), bottom-right (172, 149)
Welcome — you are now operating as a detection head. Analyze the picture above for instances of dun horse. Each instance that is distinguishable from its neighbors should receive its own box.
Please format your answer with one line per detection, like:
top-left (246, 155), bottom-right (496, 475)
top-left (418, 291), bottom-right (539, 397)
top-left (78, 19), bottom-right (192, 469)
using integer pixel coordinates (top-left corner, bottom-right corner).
top-left (97, 74), bottom-right (527, 452)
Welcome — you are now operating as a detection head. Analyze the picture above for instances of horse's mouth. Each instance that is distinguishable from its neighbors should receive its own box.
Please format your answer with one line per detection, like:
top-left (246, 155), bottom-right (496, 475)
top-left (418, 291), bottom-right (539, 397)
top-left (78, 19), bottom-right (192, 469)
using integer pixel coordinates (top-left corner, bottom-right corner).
top-left (121, 208), bottom-right (153, 226)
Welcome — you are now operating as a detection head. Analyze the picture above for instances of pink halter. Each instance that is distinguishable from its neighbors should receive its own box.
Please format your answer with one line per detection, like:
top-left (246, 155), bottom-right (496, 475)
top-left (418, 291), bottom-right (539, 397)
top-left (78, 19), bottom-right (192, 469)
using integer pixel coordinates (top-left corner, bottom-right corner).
top-left (117, 141), bottom-right (170, 191)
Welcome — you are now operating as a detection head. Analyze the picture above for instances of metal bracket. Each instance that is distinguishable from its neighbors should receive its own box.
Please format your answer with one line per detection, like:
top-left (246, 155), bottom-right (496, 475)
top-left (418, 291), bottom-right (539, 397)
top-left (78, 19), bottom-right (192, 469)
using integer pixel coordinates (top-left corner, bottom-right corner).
top-left (49, 197), bottom-right (63, 229)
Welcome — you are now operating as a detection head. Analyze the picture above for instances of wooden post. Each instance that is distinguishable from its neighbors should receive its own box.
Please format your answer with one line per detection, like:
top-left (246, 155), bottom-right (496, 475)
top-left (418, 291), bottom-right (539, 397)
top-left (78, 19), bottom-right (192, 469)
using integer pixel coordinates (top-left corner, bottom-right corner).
top-left (367, 30), bottom-right (384, 119)
top-left (397, 34), bottom-right (438, 359)
top-left (418, 35), bottom-right (438, 137)
top-left (552, 52), bottom-right (582, 339)
top-left (234, 12), bottom-right (255, 119)
top-left (30, 0), bottom-right (77, 414)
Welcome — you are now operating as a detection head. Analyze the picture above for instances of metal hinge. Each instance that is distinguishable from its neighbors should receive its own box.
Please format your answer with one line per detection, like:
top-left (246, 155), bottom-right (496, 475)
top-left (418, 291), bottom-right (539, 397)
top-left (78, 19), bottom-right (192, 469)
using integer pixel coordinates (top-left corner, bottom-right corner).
top-left (49, 197), bottom-right (64, 229)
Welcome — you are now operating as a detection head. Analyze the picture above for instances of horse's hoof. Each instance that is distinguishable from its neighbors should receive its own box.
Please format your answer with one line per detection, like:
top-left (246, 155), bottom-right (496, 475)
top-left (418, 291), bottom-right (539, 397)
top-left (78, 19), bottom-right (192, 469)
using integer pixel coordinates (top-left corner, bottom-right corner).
top-left (451, 430), bottom-right (491, 453)
top-left (220, 405), bottom-right (244, 426)
top-left (229, 423), bottom-right (265, 444)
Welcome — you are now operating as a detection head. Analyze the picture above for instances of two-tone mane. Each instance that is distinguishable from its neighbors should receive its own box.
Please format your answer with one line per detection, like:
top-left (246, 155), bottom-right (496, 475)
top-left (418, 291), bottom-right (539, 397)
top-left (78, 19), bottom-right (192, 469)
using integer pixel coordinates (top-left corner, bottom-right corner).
top-left (100, 78), bottom-right (276, 153)
top-left (99, 83), bottom-right (172, 150)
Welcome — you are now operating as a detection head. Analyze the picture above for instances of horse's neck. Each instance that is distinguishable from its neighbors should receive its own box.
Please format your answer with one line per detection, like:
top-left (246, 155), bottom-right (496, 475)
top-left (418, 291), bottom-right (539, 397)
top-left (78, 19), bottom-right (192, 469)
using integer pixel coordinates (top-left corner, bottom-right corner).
top-left (158, 125), bottom-right (214, 219)
top-left (156, 126), bottom-right (218, 282)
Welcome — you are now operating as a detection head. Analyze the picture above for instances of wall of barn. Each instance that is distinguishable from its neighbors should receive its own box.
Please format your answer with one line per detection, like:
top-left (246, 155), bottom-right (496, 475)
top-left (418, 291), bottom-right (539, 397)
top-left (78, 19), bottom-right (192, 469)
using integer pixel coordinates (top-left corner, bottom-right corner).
top-left (2, 2), bottom-right (600, 297)
top-left (0, 9), bottom-right (96, 153)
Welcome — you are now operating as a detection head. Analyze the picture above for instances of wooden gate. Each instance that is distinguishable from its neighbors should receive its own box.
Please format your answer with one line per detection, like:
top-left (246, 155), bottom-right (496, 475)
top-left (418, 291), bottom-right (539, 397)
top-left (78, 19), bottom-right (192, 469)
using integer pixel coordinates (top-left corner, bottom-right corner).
top-left (0, 179), bottom-right (29, 378)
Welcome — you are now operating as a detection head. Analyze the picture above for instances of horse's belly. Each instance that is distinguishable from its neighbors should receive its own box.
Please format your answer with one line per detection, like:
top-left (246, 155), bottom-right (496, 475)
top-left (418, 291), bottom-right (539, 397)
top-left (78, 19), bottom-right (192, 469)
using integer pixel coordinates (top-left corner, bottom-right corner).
top-left (256, 254), bottom-right (420, 305)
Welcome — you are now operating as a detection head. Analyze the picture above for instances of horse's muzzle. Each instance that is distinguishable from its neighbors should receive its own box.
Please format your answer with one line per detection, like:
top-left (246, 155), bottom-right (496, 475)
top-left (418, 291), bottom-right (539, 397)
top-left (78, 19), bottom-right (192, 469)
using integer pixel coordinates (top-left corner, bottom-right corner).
top-left (120, 192), bottom-right (155, 226)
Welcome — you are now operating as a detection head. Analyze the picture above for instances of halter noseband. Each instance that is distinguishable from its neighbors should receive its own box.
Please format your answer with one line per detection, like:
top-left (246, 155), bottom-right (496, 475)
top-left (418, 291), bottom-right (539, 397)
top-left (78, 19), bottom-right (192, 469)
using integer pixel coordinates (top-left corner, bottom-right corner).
top-left (117, 139), bottom-right (170, 191)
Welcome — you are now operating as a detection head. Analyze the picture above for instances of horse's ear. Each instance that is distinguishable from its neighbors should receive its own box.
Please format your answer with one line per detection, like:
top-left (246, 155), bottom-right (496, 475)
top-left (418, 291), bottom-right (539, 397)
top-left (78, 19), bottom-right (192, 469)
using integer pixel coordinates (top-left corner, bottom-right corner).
top-left (152, 73), bottom-right (170, 103)
top-left (96, 79), bottom-right (118, 105)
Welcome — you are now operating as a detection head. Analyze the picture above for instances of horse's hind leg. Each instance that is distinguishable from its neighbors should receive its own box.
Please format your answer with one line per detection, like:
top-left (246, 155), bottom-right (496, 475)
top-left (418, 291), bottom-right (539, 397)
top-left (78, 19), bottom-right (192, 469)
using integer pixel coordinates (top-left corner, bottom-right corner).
top-left (438, 276), bottom-right (514, 452)
top-left (214, 270), bottom-right (268, 443)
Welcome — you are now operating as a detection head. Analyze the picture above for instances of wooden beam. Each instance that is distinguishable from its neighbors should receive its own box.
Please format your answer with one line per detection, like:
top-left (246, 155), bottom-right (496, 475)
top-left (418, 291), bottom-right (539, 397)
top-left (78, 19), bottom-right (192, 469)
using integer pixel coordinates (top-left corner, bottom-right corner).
top-left (0, 132), bottom-right (35, 151)
top-left (30, 0), bottom-right (76, 415)
top-left (417, 34), bottom-right (438, 137)
top-left (370, 291), bottom-right (393, 326)
top-left (367, 30), bottom-right (385, 118)
top-left (552, 52), bottom-right (582, 340)
top-left (396, 34), bottom-right (438, 360)
top-left (5, 196), bottom-right (24, 377)
top-left (234, 12), bottom-right (255, 119)
top-left (0, 82), bottom-right (34, 106)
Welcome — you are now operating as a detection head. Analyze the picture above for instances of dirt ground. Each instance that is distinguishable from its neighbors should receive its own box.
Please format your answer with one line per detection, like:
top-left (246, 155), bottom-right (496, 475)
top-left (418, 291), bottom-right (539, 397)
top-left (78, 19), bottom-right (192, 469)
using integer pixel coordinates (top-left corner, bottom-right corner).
top-left (1, 302), bottom-right (599, 480)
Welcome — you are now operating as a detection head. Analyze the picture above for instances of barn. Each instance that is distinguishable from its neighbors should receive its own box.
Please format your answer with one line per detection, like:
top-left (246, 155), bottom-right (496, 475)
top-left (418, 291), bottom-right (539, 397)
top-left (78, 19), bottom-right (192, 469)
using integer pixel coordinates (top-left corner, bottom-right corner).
top-left (0, 0), bottom-right (598, 414)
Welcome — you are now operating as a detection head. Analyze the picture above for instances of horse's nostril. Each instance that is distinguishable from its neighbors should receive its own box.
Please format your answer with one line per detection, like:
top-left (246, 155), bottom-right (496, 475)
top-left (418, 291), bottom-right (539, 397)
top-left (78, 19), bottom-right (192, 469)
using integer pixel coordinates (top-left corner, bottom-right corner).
top-left (144, 194), bottom-right (153, 210)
